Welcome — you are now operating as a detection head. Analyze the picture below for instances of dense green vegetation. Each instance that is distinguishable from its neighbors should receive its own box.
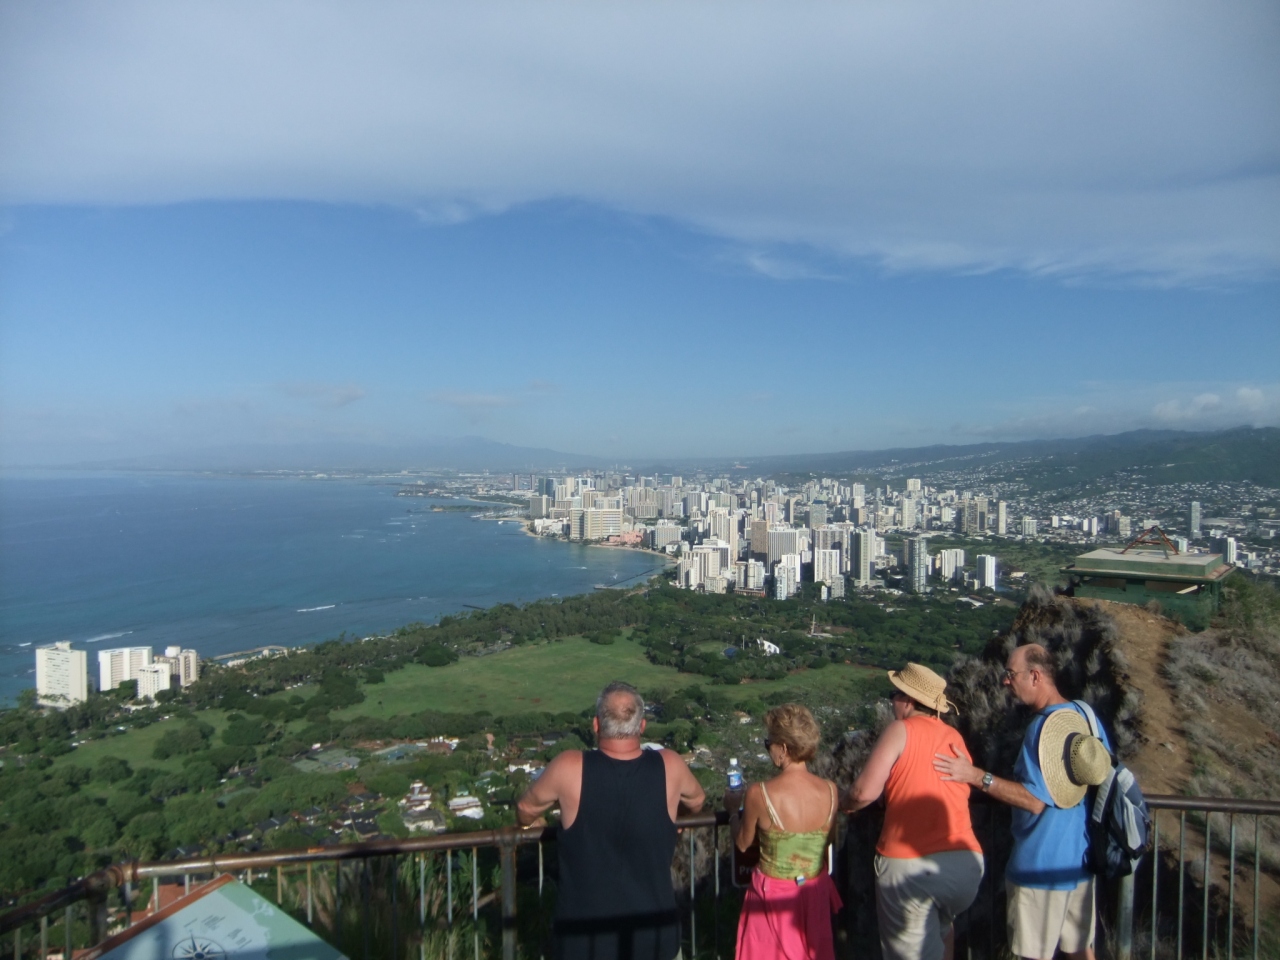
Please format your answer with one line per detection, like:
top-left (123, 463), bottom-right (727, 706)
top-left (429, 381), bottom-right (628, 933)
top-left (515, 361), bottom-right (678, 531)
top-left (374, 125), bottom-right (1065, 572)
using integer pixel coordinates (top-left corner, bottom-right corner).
top-left (0, 583), bottom-right (1016, 902)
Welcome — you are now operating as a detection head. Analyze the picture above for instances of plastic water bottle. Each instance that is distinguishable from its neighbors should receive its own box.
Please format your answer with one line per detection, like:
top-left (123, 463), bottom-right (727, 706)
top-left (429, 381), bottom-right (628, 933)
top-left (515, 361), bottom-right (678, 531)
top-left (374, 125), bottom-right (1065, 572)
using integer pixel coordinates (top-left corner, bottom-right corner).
top-left (727, 758), bottom-right (743, 791)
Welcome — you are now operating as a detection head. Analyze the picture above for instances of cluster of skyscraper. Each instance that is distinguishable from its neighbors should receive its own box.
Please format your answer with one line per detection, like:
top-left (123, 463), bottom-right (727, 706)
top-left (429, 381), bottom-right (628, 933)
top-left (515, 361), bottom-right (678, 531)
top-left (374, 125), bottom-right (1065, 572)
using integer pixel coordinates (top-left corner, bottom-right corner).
top-left (35, 642), bottom-right (200, 709)
top-left (524, 473), bottom-right (1005, 598)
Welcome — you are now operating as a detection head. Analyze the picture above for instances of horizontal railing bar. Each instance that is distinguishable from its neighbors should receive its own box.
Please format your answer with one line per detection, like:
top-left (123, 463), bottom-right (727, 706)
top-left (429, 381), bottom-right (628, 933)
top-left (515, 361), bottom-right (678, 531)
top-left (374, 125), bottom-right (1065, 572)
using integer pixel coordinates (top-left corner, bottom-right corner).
top-left (0, 811), bottom-right (729, 935)
top-left (1145, 795), bottom-right (1280, 815)
top-left (6, 795), bottom-right (1278, 937)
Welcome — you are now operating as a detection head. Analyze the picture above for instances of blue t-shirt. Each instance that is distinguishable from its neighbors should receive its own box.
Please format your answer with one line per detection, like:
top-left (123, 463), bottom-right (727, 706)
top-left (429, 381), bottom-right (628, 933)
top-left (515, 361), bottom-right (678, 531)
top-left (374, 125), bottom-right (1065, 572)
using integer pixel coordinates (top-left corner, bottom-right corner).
top-left (1006, 702), bottom-right (1112, 890)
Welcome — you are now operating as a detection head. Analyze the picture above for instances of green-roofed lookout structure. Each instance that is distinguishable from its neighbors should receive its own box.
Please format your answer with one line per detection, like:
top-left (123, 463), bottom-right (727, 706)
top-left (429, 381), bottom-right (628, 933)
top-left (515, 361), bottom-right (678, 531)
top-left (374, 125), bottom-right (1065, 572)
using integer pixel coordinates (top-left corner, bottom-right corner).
top-left (1061, 527), bottom-right (1233, 630)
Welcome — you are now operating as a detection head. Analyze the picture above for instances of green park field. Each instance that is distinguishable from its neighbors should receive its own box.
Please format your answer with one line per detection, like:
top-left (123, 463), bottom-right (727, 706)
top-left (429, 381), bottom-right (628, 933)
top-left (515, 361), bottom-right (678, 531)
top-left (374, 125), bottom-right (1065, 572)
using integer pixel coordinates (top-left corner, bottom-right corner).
top-left (333, 634), bottom-right (882, 721)
top-left (48, 710), bottom-right (235, 783)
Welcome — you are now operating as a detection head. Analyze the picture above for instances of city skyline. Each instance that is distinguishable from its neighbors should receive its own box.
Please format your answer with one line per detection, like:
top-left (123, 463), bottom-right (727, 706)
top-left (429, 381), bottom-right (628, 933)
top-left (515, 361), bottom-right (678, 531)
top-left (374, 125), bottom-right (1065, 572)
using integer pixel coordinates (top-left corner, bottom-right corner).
top-left (2, 2), bottom-right (1278, 466)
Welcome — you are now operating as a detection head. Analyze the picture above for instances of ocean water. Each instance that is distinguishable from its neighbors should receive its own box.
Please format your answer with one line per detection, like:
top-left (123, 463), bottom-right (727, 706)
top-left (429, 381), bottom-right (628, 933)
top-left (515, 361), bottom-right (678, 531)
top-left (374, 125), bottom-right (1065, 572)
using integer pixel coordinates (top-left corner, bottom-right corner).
top-left (0, 473), bottom-right (666, 706)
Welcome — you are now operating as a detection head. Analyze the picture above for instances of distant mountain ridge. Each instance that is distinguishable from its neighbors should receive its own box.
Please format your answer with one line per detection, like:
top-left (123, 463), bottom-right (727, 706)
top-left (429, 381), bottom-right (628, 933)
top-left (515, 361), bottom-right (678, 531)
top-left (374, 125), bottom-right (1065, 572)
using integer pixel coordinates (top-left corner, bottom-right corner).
top-left (709, 426), bottom-right (1280, 488)
top-left (37, 426), bottom-right (1280, 486)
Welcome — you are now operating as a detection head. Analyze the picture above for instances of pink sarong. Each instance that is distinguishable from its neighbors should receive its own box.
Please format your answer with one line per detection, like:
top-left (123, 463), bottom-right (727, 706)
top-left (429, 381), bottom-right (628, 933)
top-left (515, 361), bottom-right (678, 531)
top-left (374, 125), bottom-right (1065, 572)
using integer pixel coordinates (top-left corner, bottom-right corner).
top-left (735, 869), bottom-right (842, 960)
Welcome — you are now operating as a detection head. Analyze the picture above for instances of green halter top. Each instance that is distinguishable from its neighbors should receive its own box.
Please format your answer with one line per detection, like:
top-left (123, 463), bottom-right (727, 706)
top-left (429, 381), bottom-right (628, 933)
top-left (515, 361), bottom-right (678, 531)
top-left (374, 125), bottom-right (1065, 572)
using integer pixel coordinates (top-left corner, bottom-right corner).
top-left (757, 781), bottom-right (837, 881)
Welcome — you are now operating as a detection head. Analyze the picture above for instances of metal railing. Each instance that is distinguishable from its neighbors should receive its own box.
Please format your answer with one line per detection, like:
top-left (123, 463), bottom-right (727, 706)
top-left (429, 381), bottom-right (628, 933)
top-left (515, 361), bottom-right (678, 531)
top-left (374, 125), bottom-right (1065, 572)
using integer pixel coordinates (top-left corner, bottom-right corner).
top-left (1133, 796), bottom-right (1280, 960)
top-left (2, 795), bottom-right (1277, 959)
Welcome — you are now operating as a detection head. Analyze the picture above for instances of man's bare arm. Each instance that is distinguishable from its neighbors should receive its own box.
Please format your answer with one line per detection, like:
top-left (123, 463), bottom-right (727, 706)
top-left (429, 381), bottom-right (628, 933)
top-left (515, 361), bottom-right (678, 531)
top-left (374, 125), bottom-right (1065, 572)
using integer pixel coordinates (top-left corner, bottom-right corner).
top-left (516, 752), bottom-right (573, 826)
top-left (932, 745), bottom-right (1046, 815)
top-left (665, 751), bottom-right (705, 816)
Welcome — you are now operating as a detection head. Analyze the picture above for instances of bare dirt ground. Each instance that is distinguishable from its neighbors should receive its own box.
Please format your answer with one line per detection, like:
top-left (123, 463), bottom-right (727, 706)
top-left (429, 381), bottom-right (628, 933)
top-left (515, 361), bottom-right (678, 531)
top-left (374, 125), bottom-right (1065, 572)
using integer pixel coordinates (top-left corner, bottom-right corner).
top-left (1073, 598), bottom-right (1279, 935)
top-left (1073, 598), bottom-right (1194, 795)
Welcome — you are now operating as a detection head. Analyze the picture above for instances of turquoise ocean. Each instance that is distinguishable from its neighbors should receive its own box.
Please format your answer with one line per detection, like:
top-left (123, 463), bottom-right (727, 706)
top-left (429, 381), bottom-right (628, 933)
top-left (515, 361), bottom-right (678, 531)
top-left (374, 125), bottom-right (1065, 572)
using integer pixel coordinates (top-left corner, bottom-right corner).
top-left (0, 473), bottom-right (666, 706)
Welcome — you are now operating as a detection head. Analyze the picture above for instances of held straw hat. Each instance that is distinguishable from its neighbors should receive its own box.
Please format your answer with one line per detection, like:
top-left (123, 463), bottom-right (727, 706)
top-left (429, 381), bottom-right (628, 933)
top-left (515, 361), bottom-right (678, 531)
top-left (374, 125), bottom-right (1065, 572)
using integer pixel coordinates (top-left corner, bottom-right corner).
top-left (887, 662), bottom-right (955, 715)
top-left (1039, 707), bottom-right (1113, 808)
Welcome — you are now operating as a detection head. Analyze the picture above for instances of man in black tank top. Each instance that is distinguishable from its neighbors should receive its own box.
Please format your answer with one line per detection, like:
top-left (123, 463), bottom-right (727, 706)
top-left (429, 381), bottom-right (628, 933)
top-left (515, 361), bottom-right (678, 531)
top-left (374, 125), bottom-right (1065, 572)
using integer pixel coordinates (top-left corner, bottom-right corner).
top-left (518, 681), bottom-right (705, 960)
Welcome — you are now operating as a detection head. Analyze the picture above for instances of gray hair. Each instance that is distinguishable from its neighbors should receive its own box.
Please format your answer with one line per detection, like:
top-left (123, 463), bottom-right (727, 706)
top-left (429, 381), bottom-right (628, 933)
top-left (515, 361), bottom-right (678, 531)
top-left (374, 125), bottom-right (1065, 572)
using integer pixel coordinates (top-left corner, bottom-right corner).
top-left (596, 681), bottom-right (645, 740)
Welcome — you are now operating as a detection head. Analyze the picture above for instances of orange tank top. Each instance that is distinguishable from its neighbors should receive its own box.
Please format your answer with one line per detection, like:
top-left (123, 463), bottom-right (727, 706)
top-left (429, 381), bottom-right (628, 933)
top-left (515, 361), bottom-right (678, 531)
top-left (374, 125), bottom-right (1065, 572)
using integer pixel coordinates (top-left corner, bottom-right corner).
top-left (877, 715), bottom-right (983, 859)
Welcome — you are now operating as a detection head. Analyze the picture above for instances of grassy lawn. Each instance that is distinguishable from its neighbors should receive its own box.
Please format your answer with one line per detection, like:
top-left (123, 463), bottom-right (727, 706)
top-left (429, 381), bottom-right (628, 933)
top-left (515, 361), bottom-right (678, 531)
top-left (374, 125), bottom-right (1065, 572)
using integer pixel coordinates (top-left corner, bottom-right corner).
top-left (46, 641), bottom-right (883, 776)
top-left (52, 710), bottom-right (234, 775)
top-left (336, 635), bottom-right (881, 720)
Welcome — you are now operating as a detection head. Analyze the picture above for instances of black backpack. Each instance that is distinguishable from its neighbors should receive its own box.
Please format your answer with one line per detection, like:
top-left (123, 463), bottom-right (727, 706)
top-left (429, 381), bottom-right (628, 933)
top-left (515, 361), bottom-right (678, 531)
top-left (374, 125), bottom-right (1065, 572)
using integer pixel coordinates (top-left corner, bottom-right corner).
top-left (1073, 700), bottom-right (1152, 879)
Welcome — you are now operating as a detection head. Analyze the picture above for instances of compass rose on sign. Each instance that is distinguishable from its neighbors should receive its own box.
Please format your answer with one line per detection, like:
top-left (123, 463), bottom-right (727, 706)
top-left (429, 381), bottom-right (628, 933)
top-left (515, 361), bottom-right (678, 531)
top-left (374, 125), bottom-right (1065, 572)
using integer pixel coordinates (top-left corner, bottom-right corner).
top-left (173, 935), bottom-right (227, 959)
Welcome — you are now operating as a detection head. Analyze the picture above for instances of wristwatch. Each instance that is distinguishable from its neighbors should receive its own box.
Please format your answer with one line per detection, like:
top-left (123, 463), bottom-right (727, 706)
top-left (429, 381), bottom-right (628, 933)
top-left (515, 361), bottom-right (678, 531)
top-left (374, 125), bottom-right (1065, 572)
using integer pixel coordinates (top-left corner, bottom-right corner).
top-left (980, 772), bottom-right (994, 792)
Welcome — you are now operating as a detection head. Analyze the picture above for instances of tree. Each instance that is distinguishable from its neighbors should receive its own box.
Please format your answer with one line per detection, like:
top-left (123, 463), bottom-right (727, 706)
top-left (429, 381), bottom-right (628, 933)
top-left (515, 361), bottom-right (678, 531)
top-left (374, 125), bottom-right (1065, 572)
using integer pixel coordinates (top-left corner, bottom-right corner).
top-left (92, 756), bottom-right (133, 784)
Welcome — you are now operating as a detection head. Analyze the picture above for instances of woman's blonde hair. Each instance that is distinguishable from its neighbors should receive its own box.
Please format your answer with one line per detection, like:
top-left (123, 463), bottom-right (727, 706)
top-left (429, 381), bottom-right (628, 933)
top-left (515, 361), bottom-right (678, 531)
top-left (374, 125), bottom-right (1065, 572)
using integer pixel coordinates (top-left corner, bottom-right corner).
top-left (764, 703), bottom-right (821, 763)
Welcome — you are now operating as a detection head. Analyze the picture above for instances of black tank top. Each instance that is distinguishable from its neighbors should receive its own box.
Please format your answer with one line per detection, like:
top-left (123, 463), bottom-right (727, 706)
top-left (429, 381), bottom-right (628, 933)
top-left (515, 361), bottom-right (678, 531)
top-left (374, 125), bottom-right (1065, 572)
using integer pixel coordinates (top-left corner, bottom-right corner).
top-left (554, 749), bottom-right (680, 960)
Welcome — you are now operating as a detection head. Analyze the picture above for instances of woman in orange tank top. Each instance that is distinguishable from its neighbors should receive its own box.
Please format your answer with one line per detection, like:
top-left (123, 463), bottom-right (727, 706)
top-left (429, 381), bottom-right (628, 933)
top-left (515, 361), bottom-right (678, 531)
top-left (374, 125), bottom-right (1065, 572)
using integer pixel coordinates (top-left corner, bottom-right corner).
top-left (842, 664), bottom-right (984, 960)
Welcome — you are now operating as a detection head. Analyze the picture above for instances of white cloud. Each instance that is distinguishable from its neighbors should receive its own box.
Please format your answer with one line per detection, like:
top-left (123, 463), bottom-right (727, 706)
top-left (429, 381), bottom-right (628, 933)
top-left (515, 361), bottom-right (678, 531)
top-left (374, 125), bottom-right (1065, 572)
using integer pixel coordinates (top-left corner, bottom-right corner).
top-left (1237, 386), bottom-right (1265, 410)
top-left (1, 0), bottom-right (1276, 284)
top-left (952, 382), bottom-right (1280, 441)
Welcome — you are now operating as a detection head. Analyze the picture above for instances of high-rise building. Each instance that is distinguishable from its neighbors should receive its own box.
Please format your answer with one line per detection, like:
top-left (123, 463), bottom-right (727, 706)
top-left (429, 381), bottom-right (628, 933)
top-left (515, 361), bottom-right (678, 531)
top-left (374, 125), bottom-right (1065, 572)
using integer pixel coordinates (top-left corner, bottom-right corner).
top-left (996, 501), bottom-right (1008, 536)
top-left (98, 647), bottom-right (153, 693)
top-left (959, 497), bottom-right (989, 535)
top-left (137, 663), bottom-right (172, 701)
top-left (977, 554), bottom-right (999, 590)
top-left (852, 529), bottom-right (875, 587)
top-left (158, 646), bottom-right (200, 687)
top-left (1214, 537), bottom-right (1238, 565)
top-left (36, 642), bottom-right (88, 708)
top-left (708, 509), bottom-right (738, 555)
top-left (938, 548), bottom-right (965, 583)
top-left (1117, 516), bottom-right (1132, 539)
top-left (906, 478), bottom-right (922, 493)
top-left (648, 520), bottom-right (683, 550)
top-left (814, 548), bottom-right (842, 587)
top-left (1020, 516), bottom-right (1038, 537)
top-left (808, 502), bottom-right (828, 528)
top-left (773, 555), bottom-right (800, 599)
top-left (907, 537), bottom-right (929, 594)
top-left (733, 559), bottom-right (766, 592)
top-left (900, 497), bottom-right (917, 530)
top-left (767, 527), bottom-right (801, 567)
top-left (1190, 501), bottom-right (1202, 538)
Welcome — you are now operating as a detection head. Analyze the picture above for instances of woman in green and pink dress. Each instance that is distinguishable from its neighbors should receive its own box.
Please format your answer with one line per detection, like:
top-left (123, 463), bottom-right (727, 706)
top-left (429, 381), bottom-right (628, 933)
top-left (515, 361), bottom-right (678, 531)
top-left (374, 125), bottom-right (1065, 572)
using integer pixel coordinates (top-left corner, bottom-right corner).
top-left (727, 704), bottom-right (842, 960)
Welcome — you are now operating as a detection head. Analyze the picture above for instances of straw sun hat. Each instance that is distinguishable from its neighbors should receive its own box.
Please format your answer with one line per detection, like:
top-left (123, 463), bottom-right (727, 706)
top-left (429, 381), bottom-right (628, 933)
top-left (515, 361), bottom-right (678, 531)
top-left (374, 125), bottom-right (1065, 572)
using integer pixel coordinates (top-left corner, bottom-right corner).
top-left (1039, 707), bottom-right (1113, 808)
top-left (887, 662), bottom-right (956, 715)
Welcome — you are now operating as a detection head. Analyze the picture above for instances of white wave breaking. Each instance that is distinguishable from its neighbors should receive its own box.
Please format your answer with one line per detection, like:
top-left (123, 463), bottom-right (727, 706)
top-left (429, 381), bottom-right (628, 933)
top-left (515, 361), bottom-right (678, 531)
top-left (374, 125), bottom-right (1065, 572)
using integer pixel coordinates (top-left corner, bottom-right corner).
top-left (297, 605), bottom-right (337, 613)
top-left (84, 631), bottom-right (132, 643)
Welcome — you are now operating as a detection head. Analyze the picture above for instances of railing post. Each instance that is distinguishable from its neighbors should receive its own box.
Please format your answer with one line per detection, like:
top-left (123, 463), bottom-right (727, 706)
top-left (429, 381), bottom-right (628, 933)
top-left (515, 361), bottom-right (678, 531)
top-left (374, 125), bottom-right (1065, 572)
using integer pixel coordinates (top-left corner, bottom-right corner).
top-left (40, 914), bottom-right (47, 960)
top-left (1202, 816), bottom-right (1211, 960)
top-left (64, 906), bottom-right (72, 960)
top-left (500, 834), bottom-right (517, 960)
top-left (87, 889), bottom-right (108, 949)
top-left (1116, 872), bottom-right (1134, 960)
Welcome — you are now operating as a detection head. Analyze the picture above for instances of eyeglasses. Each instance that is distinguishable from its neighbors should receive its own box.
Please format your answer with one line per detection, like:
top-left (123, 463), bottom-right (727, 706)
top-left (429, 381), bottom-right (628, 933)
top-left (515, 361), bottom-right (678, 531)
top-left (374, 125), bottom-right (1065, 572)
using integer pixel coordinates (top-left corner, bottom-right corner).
top-left (1003, 668), bottom-right (1029, 681)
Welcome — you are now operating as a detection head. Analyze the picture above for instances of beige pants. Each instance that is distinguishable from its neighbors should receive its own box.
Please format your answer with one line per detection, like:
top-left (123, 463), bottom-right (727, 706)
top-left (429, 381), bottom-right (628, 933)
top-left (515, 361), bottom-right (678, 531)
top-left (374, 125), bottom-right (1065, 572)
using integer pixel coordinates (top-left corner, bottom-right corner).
top-left (1006, 878), bottom-right (1096, 960)
top-left (875, 851), bottom-right (985, 960)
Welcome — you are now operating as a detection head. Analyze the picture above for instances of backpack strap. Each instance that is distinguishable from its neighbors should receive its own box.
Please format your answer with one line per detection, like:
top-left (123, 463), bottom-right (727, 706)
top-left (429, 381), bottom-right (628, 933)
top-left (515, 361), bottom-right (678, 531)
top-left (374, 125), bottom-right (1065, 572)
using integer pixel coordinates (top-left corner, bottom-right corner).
top-left (1072, 699), bottom-right (1102, 739)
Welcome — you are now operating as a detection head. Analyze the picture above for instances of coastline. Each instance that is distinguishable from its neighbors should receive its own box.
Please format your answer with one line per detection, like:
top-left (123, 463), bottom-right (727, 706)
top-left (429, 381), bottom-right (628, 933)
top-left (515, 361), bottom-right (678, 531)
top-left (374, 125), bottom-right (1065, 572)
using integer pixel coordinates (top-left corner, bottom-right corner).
top-left (0, 477), bottom-right (664, 706)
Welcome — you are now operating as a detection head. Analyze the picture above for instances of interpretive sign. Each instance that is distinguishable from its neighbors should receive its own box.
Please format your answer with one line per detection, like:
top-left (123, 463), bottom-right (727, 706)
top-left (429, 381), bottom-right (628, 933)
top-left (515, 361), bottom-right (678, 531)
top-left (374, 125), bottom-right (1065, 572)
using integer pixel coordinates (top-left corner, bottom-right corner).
top-left (83, 873), bottom-right (347, 960)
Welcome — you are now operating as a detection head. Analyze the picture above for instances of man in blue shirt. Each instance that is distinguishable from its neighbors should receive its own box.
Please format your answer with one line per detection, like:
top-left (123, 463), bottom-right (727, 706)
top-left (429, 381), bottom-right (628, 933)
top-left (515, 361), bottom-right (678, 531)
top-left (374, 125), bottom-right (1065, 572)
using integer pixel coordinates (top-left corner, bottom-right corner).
top-left (935, 643), bottom-right (1110, 960)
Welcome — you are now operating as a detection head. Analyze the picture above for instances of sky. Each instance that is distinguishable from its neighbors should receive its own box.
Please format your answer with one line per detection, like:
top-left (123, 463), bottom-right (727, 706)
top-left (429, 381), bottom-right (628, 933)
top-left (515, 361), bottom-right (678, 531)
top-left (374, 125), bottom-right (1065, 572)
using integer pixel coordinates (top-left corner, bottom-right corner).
top-left (1, 1), bottom-right (1278, 465)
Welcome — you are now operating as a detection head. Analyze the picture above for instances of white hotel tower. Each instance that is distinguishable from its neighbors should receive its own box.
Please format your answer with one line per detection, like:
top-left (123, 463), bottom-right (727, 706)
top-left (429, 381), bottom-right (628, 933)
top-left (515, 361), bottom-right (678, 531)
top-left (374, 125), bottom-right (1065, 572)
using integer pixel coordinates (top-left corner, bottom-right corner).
top-left (36, 642), bottom-right (89, 707)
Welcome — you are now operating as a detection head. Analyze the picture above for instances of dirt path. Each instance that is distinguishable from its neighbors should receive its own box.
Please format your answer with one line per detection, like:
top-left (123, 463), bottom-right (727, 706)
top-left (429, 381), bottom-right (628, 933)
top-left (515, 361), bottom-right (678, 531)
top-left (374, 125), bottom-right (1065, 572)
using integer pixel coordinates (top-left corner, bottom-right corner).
top-left (1074, 598), bottom-right (1193, 794)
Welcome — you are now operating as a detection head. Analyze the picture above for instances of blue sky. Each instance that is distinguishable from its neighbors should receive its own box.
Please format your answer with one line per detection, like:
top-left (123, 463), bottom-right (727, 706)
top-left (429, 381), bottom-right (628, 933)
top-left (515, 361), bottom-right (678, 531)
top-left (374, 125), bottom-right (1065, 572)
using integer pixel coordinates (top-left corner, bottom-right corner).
top-left (1, 2), bottom-right (1278, 464)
